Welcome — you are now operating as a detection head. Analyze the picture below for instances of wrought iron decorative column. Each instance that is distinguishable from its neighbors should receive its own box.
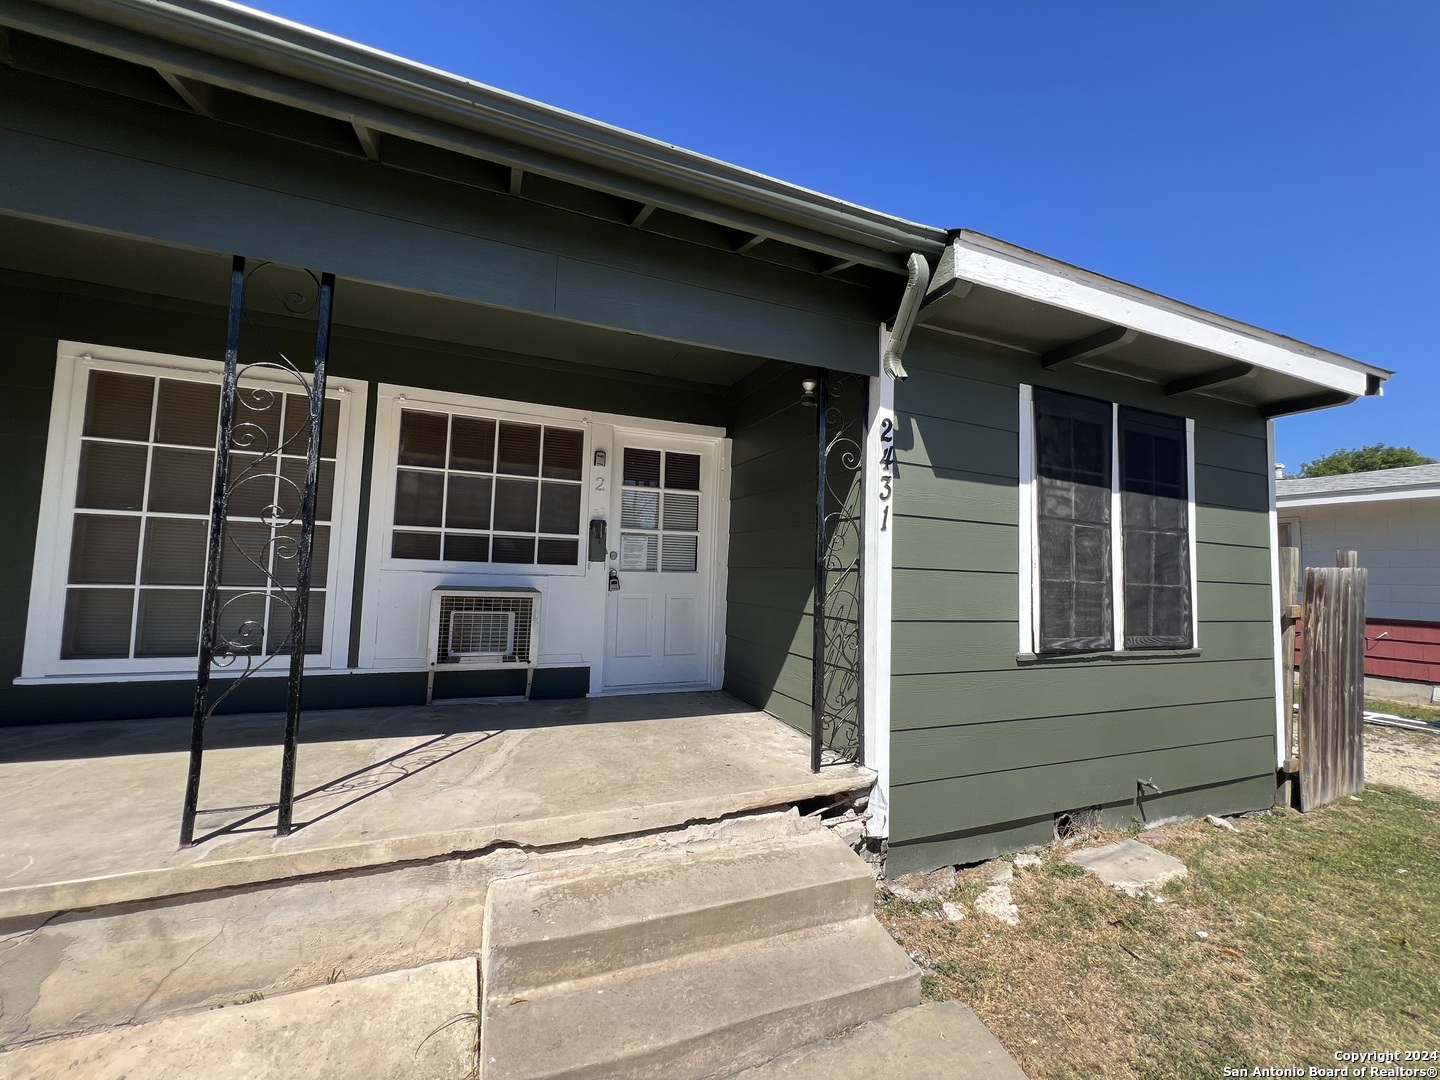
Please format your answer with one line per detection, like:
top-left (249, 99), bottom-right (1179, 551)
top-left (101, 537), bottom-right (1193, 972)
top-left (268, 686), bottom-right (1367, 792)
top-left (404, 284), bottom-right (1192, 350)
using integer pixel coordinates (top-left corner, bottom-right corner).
top-left (811, 369), bottom-right (867, 772)
top-left (180, 257), bottom-right (336, 847)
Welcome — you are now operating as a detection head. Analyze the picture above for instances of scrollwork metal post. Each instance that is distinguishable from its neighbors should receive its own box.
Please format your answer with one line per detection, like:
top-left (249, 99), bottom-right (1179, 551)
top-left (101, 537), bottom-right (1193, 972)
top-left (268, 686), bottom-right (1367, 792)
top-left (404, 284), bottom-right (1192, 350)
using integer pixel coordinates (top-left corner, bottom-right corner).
top-left (179, 258), bottom-right (336, 847)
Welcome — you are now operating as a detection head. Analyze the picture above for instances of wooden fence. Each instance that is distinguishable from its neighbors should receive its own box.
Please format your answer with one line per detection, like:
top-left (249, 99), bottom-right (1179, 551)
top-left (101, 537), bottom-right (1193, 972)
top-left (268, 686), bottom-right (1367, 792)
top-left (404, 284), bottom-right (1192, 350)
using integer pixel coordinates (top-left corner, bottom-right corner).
top-left (1293, 550), bottom-right (1367, 812)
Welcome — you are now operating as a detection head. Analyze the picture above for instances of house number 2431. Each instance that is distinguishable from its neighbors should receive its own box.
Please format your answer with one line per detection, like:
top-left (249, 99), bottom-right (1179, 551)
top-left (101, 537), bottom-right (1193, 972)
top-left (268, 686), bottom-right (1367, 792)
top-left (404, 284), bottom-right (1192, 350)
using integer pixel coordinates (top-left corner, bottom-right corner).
top-left (878, 417), bottom-right (895, 531)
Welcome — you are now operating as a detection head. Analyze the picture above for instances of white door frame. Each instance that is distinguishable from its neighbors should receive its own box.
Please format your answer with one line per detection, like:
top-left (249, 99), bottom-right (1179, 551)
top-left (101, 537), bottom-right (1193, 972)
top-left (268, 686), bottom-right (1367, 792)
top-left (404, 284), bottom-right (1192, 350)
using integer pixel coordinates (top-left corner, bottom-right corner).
top-left (595, 423), bottom-right (730, 695)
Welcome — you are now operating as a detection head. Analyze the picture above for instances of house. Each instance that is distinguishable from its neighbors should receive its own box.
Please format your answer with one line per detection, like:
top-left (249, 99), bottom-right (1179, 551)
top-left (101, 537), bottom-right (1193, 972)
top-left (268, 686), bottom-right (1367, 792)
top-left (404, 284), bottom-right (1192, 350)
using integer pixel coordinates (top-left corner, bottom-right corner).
top-left (1277, 465), bottom-right (1440, 704)
top-left (0, 0), bottom-right (1393, 877)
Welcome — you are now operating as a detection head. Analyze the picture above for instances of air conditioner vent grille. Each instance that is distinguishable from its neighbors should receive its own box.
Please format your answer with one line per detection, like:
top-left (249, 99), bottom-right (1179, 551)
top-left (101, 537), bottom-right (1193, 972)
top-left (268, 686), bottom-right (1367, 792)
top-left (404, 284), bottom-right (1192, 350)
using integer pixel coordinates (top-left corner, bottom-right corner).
top-left (433, 593), bottom-right (536, 667)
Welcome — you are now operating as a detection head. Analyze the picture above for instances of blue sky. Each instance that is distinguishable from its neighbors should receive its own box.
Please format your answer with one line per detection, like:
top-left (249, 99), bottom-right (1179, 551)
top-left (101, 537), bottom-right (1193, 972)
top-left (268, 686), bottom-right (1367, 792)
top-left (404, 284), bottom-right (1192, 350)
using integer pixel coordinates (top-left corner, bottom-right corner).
top-left (255, 1), bottom-right (1438, 472)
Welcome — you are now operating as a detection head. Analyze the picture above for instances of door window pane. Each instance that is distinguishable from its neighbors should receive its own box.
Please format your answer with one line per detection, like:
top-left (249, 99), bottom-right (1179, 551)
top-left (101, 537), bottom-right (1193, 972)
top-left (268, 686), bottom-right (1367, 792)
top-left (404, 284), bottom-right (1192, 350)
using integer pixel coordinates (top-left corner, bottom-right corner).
top-left (538, 538), bottom-right (579, 565)
top-left (623, 448), bottom-right (661, 487)
top-left (664, 452), bottom-right (701, 491)
top-left (492, 536), bottom-right (536, 563)
top-left (444, 534), bottom-right (489, 562)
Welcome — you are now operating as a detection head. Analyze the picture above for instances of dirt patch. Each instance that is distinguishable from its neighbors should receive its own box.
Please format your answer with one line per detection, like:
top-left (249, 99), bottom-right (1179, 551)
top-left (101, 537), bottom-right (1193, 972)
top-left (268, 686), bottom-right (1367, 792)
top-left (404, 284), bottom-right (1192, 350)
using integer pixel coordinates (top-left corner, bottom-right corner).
top-left (1365, 724), bottom-right (1440, 802)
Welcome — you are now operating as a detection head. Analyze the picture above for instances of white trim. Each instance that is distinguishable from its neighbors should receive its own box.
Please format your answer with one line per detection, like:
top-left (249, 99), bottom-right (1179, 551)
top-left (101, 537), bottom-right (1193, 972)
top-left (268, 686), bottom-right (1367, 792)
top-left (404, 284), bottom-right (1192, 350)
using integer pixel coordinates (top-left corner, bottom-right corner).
top-left (600, 422), bottom-right (727, 693)
top-left (358, 383), bottom-right (728, 691)
top-left (1016, 384), bottom-right (1036, 655)
top-left (20, 342), bottom-right (367, 682)
top-left (1186, 417), bottom-right (1200, 649)
top-left (1267, 421), bottom-right (1287, 767)
top-left (1276, 488), bottom-right (1440, 508)
top-left (1110, 403), bottom-right (1125, 649)
top-left (862, 346), bottom-right (895, 839)
top-left (1020, 389), bottom-right (1199, 656)
top-left (944, 234), bottom-right (1380, 397)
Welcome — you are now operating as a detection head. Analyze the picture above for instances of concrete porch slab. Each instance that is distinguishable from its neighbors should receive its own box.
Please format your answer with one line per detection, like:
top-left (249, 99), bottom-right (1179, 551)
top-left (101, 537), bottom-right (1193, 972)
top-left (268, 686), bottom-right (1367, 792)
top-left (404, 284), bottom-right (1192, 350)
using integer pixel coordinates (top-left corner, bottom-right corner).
top-left (0, 693), bottom-right (872, 920)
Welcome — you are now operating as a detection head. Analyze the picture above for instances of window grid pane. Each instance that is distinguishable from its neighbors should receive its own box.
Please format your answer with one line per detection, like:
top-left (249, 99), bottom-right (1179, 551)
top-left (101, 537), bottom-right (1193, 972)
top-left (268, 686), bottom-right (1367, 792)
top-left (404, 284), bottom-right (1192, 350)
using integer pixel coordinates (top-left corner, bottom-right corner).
top-left (1119, 408), bottom-right (1192, 649)
top-left (391, 408), bottom-right (583, 566)
top-left (1034, 389), bottom-right (1113, 653)
top-left (617, 449), bottom-right (701, 574)
top-left (61, 368), bottom-right (340, 662)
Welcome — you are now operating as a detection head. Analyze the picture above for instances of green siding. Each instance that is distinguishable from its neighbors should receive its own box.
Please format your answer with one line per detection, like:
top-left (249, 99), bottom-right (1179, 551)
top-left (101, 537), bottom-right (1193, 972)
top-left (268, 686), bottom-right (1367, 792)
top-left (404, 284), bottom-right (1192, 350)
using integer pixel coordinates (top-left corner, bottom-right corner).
top-left (886, 329), bottom-right (1279, 870)
top-left (0, 65), bottom-right (886, 375)
top-left (722, 363), bottom-right (815, 733)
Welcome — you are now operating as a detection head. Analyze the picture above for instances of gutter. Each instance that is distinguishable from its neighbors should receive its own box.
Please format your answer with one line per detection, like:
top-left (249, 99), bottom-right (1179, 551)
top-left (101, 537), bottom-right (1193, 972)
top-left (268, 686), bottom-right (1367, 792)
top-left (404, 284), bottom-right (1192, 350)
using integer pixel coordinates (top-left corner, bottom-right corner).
top-left (2, 0), bottom-right (947, 270)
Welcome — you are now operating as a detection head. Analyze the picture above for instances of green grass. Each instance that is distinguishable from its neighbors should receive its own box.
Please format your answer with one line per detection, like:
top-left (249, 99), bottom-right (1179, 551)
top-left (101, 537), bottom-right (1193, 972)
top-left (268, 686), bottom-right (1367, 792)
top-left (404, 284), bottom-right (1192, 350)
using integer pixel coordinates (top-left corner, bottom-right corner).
top-left (878, 786), bottom-right (1440, 1080)
top-left (1366, 696), bottom-right (1440, 724)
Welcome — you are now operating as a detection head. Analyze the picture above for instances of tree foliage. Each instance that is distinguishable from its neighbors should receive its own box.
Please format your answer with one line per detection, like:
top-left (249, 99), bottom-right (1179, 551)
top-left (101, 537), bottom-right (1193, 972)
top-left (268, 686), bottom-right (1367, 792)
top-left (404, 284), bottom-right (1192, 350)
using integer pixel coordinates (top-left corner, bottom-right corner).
top-left (1297, 443), bottom-right (1436, 478)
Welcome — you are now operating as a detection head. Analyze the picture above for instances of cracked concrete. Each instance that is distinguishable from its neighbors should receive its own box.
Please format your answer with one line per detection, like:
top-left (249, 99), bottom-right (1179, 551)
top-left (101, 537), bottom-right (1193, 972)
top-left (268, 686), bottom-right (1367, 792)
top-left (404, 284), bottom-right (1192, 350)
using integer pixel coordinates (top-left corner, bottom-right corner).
top-left (0, 693), bottom-right (873, 921)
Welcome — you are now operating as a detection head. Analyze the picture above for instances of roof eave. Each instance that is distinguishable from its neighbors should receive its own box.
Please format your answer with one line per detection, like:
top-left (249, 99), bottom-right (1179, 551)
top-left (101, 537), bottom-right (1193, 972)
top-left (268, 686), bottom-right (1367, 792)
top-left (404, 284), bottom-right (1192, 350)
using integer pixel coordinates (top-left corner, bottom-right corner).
top-left (7, 0), bottom-right (946, 271)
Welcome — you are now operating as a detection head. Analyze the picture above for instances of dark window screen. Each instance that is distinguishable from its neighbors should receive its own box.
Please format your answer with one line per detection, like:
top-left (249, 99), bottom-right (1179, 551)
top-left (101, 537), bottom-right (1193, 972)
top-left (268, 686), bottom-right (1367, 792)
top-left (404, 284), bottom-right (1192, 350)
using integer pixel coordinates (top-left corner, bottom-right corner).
top-left (1119, 408), bottom-right (1192, 648)
top-left (1034, 389), bottom-right (1113, 653)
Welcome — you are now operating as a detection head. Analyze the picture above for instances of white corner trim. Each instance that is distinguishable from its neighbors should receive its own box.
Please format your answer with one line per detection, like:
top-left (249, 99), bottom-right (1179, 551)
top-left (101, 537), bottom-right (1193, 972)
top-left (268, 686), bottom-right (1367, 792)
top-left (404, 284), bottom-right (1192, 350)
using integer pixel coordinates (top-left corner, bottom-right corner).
top-left (1016, 384), bottom-right (1036, 655)
top-left (1267, 420), bottom-right (1287, 767)
top-left (945, 237), bottom-right (1375, 397)
top-left (1186, 417), bottom-right (1200, 649)
top-left (862, 333), bottom-right (895, 840)
top-left (1109, 402), bottom-right (1125, 649)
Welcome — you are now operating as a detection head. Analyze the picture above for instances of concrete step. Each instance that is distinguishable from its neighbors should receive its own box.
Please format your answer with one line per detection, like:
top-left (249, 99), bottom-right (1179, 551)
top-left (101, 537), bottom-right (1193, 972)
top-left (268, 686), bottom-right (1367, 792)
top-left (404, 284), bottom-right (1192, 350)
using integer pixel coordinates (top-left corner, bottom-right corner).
top-left (485, 828), bottom-right (874, 999)
top-left (0, 959), bottom-right (479, 1080)
top-left (725, 1002), bottom-right (1031, 1080)
top-left (480, 917), bottom-right (919, 1080)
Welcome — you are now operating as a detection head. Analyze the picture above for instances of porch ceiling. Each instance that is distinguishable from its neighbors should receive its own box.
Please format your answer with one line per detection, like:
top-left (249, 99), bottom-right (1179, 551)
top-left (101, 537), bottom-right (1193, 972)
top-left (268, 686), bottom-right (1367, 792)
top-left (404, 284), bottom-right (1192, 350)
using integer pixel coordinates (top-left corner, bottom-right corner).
top-left (919, 232), bottom-right (1391, 417)
top-left (0, 692), bottom-right (873, 920)
top-left (0, 212), bottom-right (770, 387)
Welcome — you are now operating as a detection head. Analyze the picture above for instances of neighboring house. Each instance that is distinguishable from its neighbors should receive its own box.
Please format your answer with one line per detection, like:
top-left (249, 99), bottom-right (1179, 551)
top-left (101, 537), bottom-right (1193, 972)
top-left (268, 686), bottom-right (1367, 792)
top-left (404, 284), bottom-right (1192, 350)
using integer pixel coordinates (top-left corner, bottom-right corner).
top-left (1277, 465), bottom-right (1440, 703)
top-left (0, 0), bottom-right (1392, 874)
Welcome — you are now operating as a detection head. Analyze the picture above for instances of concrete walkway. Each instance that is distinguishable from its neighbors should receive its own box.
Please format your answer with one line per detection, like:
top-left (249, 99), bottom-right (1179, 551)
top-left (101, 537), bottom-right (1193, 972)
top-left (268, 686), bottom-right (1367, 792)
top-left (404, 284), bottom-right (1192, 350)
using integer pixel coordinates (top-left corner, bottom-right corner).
top-left (0, 692), bottom-right (872, 919)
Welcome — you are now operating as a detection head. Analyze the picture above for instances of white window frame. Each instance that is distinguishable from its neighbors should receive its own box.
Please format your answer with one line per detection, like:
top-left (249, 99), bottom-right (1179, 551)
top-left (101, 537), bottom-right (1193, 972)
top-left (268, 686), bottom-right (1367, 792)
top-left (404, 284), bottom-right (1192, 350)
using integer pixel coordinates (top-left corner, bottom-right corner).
top-left (367, 385), bottom-right (594, 580)
top-left (19, 342), bottom-right (368, 682)
top-left (1017, 383), bottom-right (1200, 657)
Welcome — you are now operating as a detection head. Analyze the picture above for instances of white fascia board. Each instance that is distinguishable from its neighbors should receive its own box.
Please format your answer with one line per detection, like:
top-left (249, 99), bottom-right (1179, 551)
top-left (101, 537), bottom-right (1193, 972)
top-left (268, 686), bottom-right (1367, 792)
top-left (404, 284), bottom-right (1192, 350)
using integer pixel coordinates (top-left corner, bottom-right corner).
top-left (1276, 487), bottom-right (1440, 508)
top-left (944, 235), bottom-right (1383, 398)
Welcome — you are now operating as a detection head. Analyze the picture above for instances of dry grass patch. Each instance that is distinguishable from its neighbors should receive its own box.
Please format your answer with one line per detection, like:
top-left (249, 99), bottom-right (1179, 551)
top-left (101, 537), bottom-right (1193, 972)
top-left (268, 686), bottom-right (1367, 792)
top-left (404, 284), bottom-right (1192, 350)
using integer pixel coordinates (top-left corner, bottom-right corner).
top-left (878, 786), bottom-right (1440, 1080)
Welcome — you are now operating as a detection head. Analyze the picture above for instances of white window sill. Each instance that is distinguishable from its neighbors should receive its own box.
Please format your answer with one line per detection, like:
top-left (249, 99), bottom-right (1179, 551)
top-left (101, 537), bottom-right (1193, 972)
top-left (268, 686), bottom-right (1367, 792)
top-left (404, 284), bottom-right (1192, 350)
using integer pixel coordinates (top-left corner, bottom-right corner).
top-left (1016, 648), bottom-right (1203, 665)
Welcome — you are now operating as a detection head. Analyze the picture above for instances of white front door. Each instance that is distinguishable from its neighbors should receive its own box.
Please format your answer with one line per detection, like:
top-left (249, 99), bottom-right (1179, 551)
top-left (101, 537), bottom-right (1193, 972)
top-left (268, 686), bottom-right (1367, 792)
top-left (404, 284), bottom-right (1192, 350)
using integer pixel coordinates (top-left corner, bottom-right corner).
top-left (602, 435), bottom-right (716, 689)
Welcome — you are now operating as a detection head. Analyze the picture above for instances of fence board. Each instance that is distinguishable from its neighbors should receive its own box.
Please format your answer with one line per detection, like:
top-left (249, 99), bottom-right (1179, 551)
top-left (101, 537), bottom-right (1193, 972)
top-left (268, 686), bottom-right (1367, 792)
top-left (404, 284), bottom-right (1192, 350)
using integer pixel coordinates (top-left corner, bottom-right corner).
top-left (1297, 558), bottom-right (1367, 811)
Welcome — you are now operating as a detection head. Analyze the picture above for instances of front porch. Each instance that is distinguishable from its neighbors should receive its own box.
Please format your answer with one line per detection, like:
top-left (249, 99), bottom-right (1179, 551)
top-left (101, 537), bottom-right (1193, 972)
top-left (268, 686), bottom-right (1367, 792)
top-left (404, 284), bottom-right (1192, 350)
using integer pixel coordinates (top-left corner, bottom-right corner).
top-left (0, 691), bottom-right (872, 922)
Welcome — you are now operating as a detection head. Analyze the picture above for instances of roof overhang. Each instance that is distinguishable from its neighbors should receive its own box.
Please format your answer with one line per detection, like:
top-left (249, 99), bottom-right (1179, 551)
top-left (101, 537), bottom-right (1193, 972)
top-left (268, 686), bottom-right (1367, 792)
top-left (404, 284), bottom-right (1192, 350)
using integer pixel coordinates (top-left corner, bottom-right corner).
top-left (0, 0), bottom-right (946, 277)
top-left (919, 231), bottom-right (1392, 416)
top-left (1277, 487), bottom-right (1440, 508)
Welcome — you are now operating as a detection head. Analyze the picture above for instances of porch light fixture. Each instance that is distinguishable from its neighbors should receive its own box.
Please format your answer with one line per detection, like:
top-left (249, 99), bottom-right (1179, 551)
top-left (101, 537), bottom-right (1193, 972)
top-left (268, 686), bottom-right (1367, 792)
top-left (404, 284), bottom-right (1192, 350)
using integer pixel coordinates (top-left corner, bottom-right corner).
top-left (800, 378), bottom-right (818, 406)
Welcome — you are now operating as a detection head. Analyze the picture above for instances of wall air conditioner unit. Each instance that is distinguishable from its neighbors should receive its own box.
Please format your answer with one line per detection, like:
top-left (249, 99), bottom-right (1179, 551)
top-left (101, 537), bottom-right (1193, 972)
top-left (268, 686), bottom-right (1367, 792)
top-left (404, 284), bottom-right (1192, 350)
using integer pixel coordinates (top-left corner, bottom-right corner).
top-left (426, 586), bottom-right (541, 705)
